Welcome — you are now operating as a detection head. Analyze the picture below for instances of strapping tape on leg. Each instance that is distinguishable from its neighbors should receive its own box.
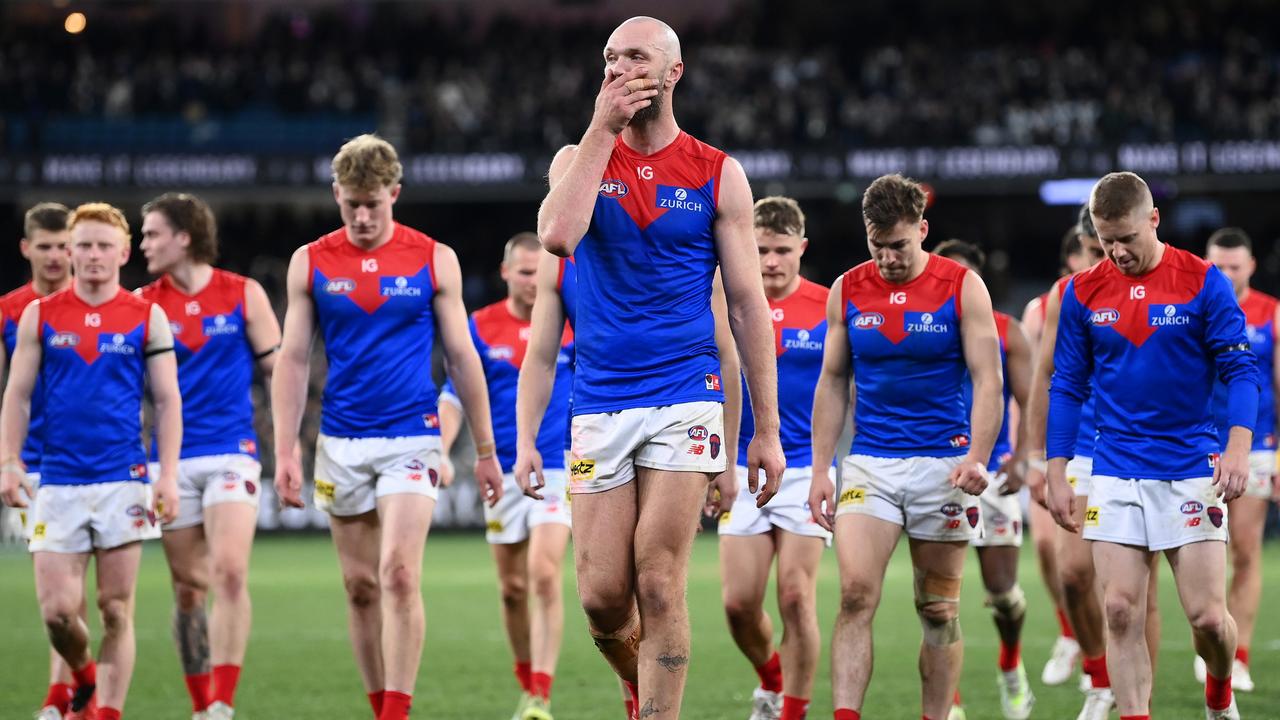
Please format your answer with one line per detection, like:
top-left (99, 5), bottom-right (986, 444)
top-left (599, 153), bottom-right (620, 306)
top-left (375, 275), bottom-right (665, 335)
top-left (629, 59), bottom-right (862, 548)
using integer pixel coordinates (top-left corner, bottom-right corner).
top-left (589, 610), bottom-right (642, 682)
top-left (914, 567), bottom-right (963, 646)
top-left (985, 584), bottom-right (1027, 623)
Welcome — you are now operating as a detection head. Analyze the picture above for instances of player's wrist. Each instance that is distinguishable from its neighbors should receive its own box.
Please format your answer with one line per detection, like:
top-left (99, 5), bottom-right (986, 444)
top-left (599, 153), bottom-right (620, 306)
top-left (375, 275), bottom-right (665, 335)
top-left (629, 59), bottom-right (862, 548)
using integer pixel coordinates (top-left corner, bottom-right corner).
top-left (474, 439), bottom-right (497, 460)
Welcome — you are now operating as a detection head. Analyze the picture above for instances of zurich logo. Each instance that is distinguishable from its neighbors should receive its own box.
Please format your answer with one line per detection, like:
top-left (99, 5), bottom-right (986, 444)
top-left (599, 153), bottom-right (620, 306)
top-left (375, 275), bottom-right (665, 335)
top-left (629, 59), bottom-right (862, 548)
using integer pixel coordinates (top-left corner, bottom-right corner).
top-left (214, 315), bottom-right (226, 327)
top-left (112, 333), bottom-right (125, 345)
top-left (921, 312), bottom-right (934, 325)
top-left (599, 179), bottom-right (629, 199)
top-left (1164, 304), bottom-right (1176, 317)
top-left (854, 312), bottom-right (884, 329)
top-left (674, 188), bottom-right (688, 201)
top-left (396, 276), bottom-right (408, 288)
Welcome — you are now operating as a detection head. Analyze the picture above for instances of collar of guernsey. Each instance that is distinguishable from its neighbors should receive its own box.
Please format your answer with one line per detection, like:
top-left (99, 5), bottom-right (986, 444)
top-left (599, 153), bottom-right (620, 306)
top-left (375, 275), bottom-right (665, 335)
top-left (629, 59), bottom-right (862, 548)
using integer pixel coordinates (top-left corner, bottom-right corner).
top-left (308, 222), bottom-right (443, 439)
top-left (1056, 244), bottom-right (1259, 480)
top-left (843, 253), bottom-right (972, 458)
top-left (1, 282), bottom-right (46, 467)
top-left (139, 269), bottom-right (258, 460)
top-left (36, 287), bottom-right (152, 485)
top-left (571, 131), bottom-right (729, 416)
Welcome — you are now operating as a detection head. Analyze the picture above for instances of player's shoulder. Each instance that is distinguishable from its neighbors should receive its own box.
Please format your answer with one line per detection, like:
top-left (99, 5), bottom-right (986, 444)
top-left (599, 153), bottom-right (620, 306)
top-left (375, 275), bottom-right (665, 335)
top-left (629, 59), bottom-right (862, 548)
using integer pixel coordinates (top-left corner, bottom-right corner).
top-left (0, 283), bottom-right (37, 316)
top-left (136, 277), bottom-right (166, 301)
top-left (1066, 259), bottom-right (1114, 296)
top-left (1164, 244), bottom-right (1212, 278)
top-left (36, 286), bottom-right (75, 310)
top-left (1247, 288), bottom-right (1279, 311)
top-left (796, 277), bottom-right (830, 305)
top-left (114, 287), bottom-right (153, 310)
top-left (925, 252), bottom-right (969, 283)
top-left (677, 132), bottom-right (728, 163)
top-left (471, 299), bottom-right (508, 324)
top-left (311, 226), bottom-right (350, 252)
top-left (391, 222), bottom-right (438, 250)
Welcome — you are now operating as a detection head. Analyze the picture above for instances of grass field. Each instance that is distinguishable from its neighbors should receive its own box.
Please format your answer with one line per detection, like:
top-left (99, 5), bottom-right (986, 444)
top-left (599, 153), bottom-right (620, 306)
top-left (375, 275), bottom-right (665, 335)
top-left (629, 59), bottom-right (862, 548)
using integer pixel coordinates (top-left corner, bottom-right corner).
top-left (2, 532), bottom-right (1279, 719)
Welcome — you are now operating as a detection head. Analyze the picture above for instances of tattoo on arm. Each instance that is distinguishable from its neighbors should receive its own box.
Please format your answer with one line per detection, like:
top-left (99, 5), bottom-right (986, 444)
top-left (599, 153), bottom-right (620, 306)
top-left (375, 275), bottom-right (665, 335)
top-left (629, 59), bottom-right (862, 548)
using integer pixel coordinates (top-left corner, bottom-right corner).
top-left (639, 698), bottom-right (661, 718)
top-left (173, 606), bottom-right (210, 675)
top-left (656, 651), bottom-right (688, 673)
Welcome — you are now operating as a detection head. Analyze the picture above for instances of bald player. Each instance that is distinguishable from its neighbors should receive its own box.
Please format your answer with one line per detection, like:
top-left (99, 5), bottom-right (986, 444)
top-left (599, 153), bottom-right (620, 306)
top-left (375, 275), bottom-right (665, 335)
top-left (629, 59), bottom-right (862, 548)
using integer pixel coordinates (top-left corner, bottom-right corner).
top-left (537, 16), bottom-right (785, 718)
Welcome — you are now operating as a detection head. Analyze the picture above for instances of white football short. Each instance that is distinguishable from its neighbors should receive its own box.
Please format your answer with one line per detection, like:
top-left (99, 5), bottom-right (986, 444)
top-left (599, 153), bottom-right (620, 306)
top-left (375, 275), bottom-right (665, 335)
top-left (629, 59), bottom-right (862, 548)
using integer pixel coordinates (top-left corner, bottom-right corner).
top-left (150, 454), bottom-right (263, 531)
top-left (972, 472), bottom-right (1023, 548)
top-left (1243, 450), bottom-right (1275, 500)
top-left (313, 434), bottom-right (443, 516)
top-left (719, 465), bottom-right (832, 543)
top-left (1084, 475), bottom-right (1228, 550)
top-left (1067, 455), bottom-right (1092, 498)
top-left (569, 401), bottom-right (726, 494)
top-left (835, 454), bottom-right (980, 542)
top-left (485, 470), bottom-right (572, 544)
top-left (27, 481), bottom-right (161, 553)
top-left (16, 471), bottom-right (41, 543)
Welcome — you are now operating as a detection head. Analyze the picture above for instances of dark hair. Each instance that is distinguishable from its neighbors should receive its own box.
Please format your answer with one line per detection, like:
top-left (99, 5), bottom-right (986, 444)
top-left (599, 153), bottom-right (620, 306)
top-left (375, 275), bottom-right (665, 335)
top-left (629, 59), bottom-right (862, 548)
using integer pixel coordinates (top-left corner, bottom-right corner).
top-left (933, 238), bottom-right (986, 272)
top-left (1090, 172), bottom-right (1151, 221)
top-left (24, 202), bottom-right (70, 238)
top-left (1206, 227), bottom-right (1253, 253)
top-left (142, 193), bottom-right (218, 264)
top-left (754, 196), bottom-right (805, 236)
top-left (862, 174), bottom-right (927, 233)
top-left (1076, 203), bottom-right (1096, 239)
top-left (1060, 224), bottom-right (1083, 268)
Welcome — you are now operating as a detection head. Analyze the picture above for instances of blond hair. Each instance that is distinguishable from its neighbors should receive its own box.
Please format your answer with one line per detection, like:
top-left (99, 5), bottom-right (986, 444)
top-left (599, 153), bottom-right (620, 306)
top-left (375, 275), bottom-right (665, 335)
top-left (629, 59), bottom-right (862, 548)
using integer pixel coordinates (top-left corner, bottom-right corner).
top-left (754, 196), bottom-right (806, 237)
top-left (68, 202), bottom-right (131, 242)
top-left (331, 134), bottom-right (403, 191)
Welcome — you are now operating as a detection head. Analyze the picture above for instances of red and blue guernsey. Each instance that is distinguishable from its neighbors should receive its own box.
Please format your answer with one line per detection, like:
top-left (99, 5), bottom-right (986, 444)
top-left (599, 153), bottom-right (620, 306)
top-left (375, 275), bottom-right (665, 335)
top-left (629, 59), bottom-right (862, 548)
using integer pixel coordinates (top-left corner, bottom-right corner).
top-left (964, 312), bottom-right (1013, 472)
top-left (1, 284), bottom-right (45, 468)
top-left (574, 132), bottom-right (726, 415)
top-left (1213, 289), bottom-right (1277, 451)
top-left (558, 256), bottom-right (578, 328)
top-left (309, 223), bottom-right (440, 438)
top-left (36, 288), bottom-right (152, 485)
top-left (739, 278), bottom-right (829, 467)
top-left (1048, 245), bottom-right (1260, 479)
top-left (843, 254), bottom-right (972, 457)
top-left (1053, 279), bottom-right (1100, 459)
top-left (139, 270), bottom-right (258, 460)
top-left (444, 301), bottom-right (574, 473)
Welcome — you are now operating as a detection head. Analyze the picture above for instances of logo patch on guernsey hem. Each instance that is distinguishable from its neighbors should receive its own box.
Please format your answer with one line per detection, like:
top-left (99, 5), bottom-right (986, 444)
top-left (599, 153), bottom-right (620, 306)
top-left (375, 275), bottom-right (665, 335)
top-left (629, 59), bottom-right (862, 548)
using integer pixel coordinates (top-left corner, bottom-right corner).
top-left (599, 179), bottom-right (629, 199)
top-left (239, 439), bottom-right (257, 455)
top-left (1207, 506), bottom-right (1224, 528)
top-left (1207, 453), bottom-right (1220, 469)
top-left (1149, 303), bottom-right (1191, 327)
top-left (423, 414), bottom-right (440, 430)
top-left (705, 373), bottom-right (721, 391)
top-left (656, 185), bottom-right (705, 213)
top-left (838, 487), bottom-right (865, 506)
top-left (949, 435), bottom-right (970, 448)
top-left (128, 464), bottom-right (147, 480)
top-left (570, 459), bottom-right (596, 482)
top-left (1084, 506), bottom-right (1100, 526)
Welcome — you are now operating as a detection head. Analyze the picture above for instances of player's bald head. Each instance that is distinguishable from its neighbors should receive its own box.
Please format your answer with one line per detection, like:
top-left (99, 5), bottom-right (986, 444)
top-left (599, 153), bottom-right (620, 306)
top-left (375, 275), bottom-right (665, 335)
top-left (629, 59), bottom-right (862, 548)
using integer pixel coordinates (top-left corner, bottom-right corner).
top-left (1090, 171), bottom-right (1153, 223)
top-left (607, 16), bottom-right (682, 63)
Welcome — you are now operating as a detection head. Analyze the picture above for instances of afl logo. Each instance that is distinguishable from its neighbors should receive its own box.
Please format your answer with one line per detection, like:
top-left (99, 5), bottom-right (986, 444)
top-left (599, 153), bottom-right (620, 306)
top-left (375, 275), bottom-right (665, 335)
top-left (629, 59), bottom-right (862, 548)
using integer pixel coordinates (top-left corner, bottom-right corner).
top-left (49, 332), bottom-right (80, 348)
top-left (940, 503), bottom-right (963, 517)
top-left (1180, 501), bottom-right (1204, 515)
top-left (854, 312), bottom-right (884, 329)
top-left (326, 278), bottom-right (356, 295)
top-left (688, 425), bottom-right (709, 441)
top-left (599, 179), bottom-right (629, 199)
top-left (1091, 308), bottom-right (1119, 327)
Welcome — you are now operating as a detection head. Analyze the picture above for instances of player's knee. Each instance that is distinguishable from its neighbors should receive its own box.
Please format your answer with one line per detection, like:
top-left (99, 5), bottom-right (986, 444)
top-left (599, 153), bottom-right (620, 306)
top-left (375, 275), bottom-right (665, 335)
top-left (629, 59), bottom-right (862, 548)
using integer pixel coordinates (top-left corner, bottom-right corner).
top-left (172, 580), bottom-right (207, 612)
top-left (777, 581), bottom-right (813, 624)
top-left (722, 587), bottom-right (763, 625)
top-left (635, 576), bottom-right (677, 620)
top-left (42, 605), bottom-right (78, 636)
top-left (838, 578), bottom-right (878, 619)
top-left (530, 565), bottom-right (559, 603)
top-left (1059, 562), bottom-right (1095, 599)
top-left (379, 559), bottom-right (420, 600)
top-left (343, 572), bottom-right (380, 609)
top-left (1231, 544), bottom-right (1260, 573)
top-left (211, 557), bottom-right (248, 600)
top-left (914, 567), bottom-right (962, 646)
top-left (1187, 605), bottom-right (1230, 640)
top-left (97, 596), bottom-right (132, 636)
top-left (500, 574), bottom-right (529, 610)
top-left (1102, 595), bottom-right (1140, 634)
top-left (986, 584), bottom-right (1027, 624)
top-left (580, 586), bottom-right (631, 627)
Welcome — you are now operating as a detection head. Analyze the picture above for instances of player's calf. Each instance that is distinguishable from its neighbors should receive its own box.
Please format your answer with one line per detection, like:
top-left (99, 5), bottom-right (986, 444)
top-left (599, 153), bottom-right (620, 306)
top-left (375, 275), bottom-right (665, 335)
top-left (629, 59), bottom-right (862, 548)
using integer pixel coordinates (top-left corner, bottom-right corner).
top-left (587, 609), bottom-right (641, 684)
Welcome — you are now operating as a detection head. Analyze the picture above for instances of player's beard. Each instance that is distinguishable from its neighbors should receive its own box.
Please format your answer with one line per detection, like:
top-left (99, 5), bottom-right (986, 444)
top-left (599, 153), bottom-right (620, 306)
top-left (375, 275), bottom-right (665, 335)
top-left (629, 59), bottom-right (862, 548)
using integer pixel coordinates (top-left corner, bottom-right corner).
top-left (629, 81), bottom-right (665, 127)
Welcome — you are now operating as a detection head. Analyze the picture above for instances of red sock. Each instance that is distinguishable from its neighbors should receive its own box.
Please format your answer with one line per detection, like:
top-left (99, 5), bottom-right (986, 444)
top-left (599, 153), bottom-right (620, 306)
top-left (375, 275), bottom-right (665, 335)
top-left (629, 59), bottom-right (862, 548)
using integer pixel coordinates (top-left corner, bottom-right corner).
top-left (834, 710), bottom-right (860, 720)
top-left (998, 640), bottom-right (1022, 672)
top-left (71, 661), bottom-right (97, 689)
top-left (1056, 608), bottom-right (1075, 639)
top-left (755, 651), bottom-right (784, 693)
top-left (97, 708), bottom-right (122, 720)
top-left (625, 698), bottom-right (636, 718)
top-left (922, 716), bottom-right (935, 720)
top-left (780, 695), bottom-right (809, 720)
top-left (1206, 671), bottom-right (1233, 711)
top-left (1082, 654), bottom-right (1110, 689)
top-left (211, 664), bottom-right (241, 707)
top-left (378, 690), bottom-right (412, 720)
top-left (1235, 646), bottom-right (1249, 666)
top-left (514, 660), bottom-right (533, 693)
top-left (953, 690), bottom-right (962, 704)
top-left (624, 679), bottom-right (639, 706)
top-left (1120, 715), bottom-right (1150, 720)
top-left (368, 690), bottom-right (385, 717)
top-left (42, 683), bottom-right (73, 713)
top-left (184, 672), bottom-right (211, 711)
top-left (530, 671), bottom-right (553, 701)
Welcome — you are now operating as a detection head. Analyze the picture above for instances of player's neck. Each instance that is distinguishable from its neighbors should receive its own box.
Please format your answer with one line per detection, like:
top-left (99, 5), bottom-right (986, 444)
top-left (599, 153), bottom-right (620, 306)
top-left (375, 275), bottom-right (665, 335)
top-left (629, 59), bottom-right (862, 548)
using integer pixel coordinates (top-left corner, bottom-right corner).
top-left (31, 275), bottom-right (70, 297)
top-left (620, 115), bottom-right (681, 156)
top-left (73, 277), bottom-right (120, 306)
top-left (1127, 241), bottom-right (1167, 277)
top-left (506, 296), bottom-right (532, 322)
top-left (347, 225), bottom-right (395, 252)
top-left (766, 276), bottom-right (802, 302)
top-left (166, 262), bottom-right (214, 296)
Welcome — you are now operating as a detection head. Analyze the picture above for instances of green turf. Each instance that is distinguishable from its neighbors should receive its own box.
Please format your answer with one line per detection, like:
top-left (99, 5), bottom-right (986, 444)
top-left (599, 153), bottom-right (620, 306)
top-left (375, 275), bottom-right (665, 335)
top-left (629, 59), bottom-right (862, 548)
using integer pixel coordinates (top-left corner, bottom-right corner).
top-left (2, 532), bottom-right (1278, 719)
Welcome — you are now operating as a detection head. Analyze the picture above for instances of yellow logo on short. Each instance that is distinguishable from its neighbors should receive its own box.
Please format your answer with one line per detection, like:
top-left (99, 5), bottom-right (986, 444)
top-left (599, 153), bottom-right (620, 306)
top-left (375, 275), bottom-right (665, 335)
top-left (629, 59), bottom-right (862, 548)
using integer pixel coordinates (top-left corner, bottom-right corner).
top-left (838, 487), bottom-right (866, 506)
top-left (570, 459), bottom-right (596, 482)
top-left (32, 522), bottom-right (46, 540)
top-left (1084, 506), bottom-right (1100, 526)
top-left (486, 520), bottom-right (504, 533)
top-left (315, 479), bottom-right (336, 502)
top-left (719, 511), bottom-right (731, 525)
top-left (1067, 475), bottom-right (1078, 488)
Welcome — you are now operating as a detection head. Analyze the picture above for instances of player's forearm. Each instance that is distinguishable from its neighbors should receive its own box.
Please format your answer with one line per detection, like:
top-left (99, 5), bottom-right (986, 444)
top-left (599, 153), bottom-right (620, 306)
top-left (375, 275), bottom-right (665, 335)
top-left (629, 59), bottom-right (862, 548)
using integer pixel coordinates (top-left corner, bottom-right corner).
top-left (515, 361), bottom-right (555, 451)
top-left (152, 392), bottom-right (183, 483)
top-left (446, 350), bottom-right (496, 448)
top-left (1045, 386), bottom-right (1085, 461)
top-left (438, 399), bottom-right (463, 455)
top-left (966, 372), bottom-right (1003, 463)
top-left (730, 301), bottom-right (780, 434)
top-left (1225, 425), bottom-right (1253, 457)
top-left (538, 131), bottom-right (614, 256)
top-left (1022, 362), bottom-right (1052, 452)
top-left (0, 390), bottom-right (31, 466)
top-left (810, 374), bottom-right (849, 471)
top-left (270, 355), bottom-right (310, 458)
top-left (719, 345), bottom-right (742, 469)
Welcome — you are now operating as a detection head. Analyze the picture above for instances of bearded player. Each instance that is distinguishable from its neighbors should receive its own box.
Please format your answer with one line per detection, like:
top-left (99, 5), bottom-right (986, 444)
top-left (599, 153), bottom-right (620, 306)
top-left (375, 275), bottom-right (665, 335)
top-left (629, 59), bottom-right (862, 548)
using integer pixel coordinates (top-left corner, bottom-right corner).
top-left (808, 174), bottom-right (1003, 720)
top-left (138, 192), bottom-right (282, 720)
top-left (537, 16), bottom-right (785, 718)
top-left (272, 135), bottom-right (504, 720)
top-left (2, 202), bottom-right (182, 720)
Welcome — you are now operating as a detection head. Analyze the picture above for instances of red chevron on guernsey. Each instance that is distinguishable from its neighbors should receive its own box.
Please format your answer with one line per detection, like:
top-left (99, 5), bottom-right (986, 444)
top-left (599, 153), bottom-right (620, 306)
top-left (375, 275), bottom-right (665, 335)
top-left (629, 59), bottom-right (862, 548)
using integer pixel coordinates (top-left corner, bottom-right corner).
top-left (39, 288), bottom-right (149, 366)
top-left (1068, 248), bottom-right (1208, 348)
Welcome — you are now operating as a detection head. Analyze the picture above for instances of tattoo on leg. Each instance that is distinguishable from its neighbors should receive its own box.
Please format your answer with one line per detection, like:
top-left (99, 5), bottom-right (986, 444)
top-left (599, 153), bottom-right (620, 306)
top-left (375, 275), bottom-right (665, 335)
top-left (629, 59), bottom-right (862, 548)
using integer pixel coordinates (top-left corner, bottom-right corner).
top-left (656, 651), bottom-right (688, 673)
top-left (639, 698), bottom-right (660, 718)
top-left (173, 607), bottom-right (210, 675)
